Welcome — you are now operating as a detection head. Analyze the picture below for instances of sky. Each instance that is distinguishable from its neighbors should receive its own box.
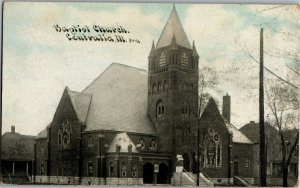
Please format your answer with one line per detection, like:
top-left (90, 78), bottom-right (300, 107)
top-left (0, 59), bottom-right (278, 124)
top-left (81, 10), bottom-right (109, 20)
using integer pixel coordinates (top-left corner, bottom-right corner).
top-left (2, 2), bottom-right (300, 135)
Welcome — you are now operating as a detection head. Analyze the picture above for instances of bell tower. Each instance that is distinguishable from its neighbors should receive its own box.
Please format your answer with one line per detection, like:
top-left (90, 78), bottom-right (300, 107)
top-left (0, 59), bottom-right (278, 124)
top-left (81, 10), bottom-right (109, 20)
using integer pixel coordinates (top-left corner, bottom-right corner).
top-left (147, 6), bottom-right (199, 157)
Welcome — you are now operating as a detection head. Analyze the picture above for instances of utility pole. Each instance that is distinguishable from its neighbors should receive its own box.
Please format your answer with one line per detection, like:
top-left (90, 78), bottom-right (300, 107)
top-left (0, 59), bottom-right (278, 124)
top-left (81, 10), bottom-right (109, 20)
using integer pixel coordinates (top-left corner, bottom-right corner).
top-left (259, 28), bottom-right (267, 187)
top-left (197, 125), bottom-right (200, 186)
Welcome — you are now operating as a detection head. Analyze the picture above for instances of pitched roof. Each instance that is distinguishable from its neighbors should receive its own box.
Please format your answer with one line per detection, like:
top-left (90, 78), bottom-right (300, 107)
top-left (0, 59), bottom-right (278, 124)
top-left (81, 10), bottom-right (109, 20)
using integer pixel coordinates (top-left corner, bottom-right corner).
top-left (68, 89), bottom-right (92, 124)
top-left (36, 124), bottom-right (50, 139)
top-left (82, 63), bottom-right (156, 134)
top-left (200, 98), bottom-right (253, 144)
top-left (239, 121), bottom-right (278, 143)
top-left (107, 132), bottom-right (138, 153)
top-left (1, 132), bottom-right (35, 161)
top-left (156, 7), bottom-right (191, 49)
top-left (225, 120), bottom-right (253, 144)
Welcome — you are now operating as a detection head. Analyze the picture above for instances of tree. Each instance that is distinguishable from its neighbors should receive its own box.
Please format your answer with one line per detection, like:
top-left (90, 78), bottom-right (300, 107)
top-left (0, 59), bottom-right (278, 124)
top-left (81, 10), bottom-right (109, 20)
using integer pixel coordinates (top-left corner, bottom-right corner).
top-left (266, 84), bottom-right (299, 187)
top-left (196, 66), bottom-right (219, 185)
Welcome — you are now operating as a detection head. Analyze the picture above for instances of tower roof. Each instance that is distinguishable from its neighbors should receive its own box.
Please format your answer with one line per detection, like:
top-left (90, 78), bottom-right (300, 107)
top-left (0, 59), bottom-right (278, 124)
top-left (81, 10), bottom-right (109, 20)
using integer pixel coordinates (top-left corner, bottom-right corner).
top-left (156, 6), bottom-right (191, 49)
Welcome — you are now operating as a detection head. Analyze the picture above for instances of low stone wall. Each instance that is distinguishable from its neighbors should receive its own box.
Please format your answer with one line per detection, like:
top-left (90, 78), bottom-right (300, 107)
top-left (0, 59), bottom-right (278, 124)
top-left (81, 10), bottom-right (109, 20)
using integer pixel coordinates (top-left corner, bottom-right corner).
top-left (34, 176), bottom-right (142, 185)
top-left (81, 177), bottom-right (105, 185)
top-left (211, 178), bottom-right (233, 185)
top-left (106, 178), bottom-right (143, 185)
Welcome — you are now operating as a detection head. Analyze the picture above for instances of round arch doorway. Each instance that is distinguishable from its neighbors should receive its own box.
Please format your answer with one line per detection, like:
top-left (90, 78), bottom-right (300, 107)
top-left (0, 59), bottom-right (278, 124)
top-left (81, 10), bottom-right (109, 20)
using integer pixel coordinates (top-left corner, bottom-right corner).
top-left (157, 163), bottom-right (169, 184)
top-left (143, 163), bottom-right (154, 184)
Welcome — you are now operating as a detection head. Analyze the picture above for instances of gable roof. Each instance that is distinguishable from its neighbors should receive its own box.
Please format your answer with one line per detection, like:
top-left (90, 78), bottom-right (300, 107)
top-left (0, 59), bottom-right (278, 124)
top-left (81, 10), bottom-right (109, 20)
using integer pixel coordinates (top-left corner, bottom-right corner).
top-left (239, 121), bottom-right (278, 143)
top-left (1, 132), bottom-right (35, 161)
top-left (225, 120), bottom-right (253, 144)
top-left (36, 124), bottom-right (50, 139)
top-left (82, 63), bottom-right (156, 134)
top-left (107, 132), bottom-right (138, 153)
top-left (200, 98), bottom-right (253, 144)
top-left (156, 7), bottom-right (191, 49)
top-left (68, 89), bottom-right (92, 124)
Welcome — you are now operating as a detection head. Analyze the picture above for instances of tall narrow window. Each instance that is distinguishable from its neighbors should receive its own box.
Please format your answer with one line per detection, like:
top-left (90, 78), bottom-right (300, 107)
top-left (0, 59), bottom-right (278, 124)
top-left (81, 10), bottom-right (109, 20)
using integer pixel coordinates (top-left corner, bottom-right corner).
top-left (139, 138), bottom-right (146, 150)
top-left (182, 102), bottom-right (189, 117)
top-left (158, 82), bottom-right (162, 91)
top-left (216, 143), bottom-right (221, 167)
top-left (149, 139), bottom-right (157, 150)
top-left (41, 164), bottom-right (45, 175)
top-left (58, 119), bottom-right (72, 149)
top-left (207, 140), bottom-right (216, 167)
top-left (163, 81), bottom-right (168, 91)
top-left (160, 52), bottom-right (166, 66)
top-left (88, 162), bottom-right (93, 177)
top-left (181, 52), bottom-right (188, 66)
top-left (109, 163), bottom-right (114, 177)
top-left (205, 132), bottom-right (222, 168)
top-left (245, 158), bottom-right (250, 168)
top-left (156, 100), bottom-right (164, 119)
top-left (121, 162), bottom-right (127, 177)
top-left (88, 136), bottom-right (93, 147)
top-left (152, 83), bottom-right (157, 93)
top-left (132, 164), bottom-right (137, 177)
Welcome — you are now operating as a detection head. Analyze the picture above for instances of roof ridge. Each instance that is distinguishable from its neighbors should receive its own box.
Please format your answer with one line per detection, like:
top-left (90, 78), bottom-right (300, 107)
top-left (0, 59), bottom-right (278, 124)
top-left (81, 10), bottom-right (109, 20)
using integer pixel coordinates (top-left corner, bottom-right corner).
top-left (82, 63), bottom-right (147, 93)
top-left (68, 89), bottom-right (92, 96)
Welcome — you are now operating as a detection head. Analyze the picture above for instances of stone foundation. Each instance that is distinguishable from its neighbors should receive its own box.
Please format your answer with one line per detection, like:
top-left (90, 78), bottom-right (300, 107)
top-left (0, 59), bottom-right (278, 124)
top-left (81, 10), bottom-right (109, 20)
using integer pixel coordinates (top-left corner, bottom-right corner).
top-left (211, 178), bottom-right (233, 185)
top-left (34, 176), bottom-right (142, 185)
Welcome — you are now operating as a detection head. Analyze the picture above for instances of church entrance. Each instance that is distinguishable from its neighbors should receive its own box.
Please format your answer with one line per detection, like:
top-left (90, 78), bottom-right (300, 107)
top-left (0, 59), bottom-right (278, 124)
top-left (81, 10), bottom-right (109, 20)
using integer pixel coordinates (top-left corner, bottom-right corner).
top-left (182, 153), bottom-right (190, 171)
top-left (157, 163), bottom-right (168, 184)
top-left (143, 163), bottom-right (154, 184)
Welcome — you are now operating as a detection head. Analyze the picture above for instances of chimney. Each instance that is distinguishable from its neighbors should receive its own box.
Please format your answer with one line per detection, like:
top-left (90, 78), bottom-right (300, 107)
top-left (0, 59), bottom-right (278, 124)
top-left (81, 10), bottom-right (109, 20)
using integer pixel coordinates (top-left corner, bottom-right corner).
top-left (222, 93), bottom-right (231, 123)
top-left (11, 125), bottom-right (15, 133)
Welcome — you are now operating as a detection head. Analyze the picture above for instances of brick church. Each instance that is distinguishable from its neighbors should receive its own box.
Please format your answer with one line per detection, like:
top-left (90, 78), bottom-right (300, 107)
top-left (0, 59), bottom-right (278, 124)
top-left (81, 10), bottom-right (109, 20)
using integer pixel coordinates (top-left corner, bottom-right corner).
top-left (34, 7), bottom-right (256, 186)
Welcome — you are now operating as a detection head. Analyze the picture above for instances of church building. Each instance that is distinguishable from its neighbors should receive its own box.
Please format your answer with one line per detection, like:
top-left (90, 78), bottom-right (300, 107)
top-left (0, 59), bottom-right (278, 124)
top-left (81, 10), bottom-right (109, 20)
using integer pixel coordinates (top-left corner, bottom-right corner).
top-left (34, 7), bottom-right (255, 186)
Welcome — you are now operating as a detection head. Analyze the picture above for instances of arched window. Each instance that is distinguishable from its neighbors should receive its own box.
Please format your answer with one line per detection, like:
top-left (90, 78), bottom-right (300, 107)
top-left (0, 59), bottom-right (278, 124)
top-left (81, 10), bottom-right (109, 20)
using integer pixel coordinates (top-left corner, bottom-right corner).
top-left (245, 158), bottom-right (250, 168)
top-left (156, 100), bottom-right (164, 119)
top-left (163, 81), bottom-right (168, 91)
top-left (178, 80), bottom-right (183, 90)
top-left (149, 139), bottom-right (157, 151)
top-left (40, 164), bottom-right (44, 175)
top-left (87, 162), bottom-right (93, 176)
top-left (152, 83), bottom-right (157, 93)
top-left (190, 83), bottom-right (193, 91)
top-left (181, 52), bottom-right (188, 66)
top-left (139, 138), bottom-right (146, 150)
top-left (132, 163), bottom-right (137, 177)
top-left (204, 131), bottom-right (222, 168)
top-left (160, 52), bottom-right (166, 66)
top-left (58, 119), bottom-right (72, 149)
top-left (121, 162), bottom-right (127, 177)
top-left (109, 162), bottom-right (114, 177)
top-left (207, 140), bottom-right (216, 167)
top-left (88, 136), bottom-right (93, 147)
top-left (182, 102), bottom-right (189, 117)
top-left (158, 82), bottom-right (162, 91)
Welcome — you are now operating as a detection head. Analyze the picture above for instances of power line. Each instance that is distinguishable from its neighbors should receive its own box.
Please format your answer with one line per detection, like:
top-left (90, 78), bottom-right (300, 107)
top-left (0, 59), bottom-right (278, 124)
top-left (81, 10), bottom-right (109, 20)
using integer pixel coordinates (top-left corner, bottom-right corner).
top-left (247, 53), bottom-right (298, 89)
top-left (257, 5), bottom-right (287, 13)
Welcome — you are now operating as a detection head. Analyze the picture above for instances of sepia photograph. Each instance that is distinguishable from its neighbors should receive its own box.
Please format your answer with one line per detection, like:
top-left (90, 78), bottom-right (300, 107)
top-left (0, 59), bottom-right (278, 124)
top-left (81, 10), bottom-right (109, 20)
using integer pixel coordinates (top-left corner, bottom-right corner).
top-left (1, 2), bottom-right (299, 187)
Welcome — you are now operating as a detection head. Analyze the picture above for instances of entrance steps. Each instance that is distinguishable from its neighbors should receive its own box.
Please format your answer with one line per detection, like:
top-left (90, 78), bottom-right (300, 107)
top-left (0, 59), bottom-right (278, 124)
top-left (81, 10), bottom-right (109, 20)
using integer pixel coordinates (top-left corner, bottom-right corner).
top-left (233, 176), bottom-right (251, 187)
top-left (172, 171), bottom-right (214, 187)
